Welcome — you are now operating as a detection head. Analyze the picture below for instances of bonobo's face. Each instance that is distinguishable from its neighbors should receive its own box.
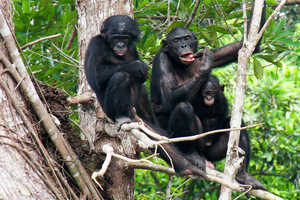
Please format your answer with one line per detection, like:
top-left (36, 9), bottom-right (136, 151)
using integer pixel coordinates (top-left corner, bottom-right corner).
top-left (101, 15), bottom-right (140, 57)
top-left (107, 34), bottom-right (131, 57)
top-left (202, 78), bottom-right (223, 106)
top-left (164, 27), bottom-right (198, 65)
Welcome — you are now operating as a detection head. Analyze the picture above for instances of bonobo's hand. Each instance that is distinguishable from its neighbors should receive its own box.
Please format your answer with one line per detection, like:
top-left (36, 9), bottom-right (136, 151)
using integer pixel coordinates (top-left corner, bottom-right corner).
top-left (122, 60), bottom-right (148, 82)
top-left (189, 46), bottom-right (214, 78)
top-left (197, 46), bottom-right (214, 73)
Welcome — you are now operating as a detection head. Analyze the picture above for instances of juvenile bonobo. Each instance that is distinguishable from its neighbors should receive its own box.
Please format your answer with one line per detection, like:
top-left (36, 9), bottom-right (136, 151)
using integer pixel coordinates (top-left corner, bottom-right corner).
top-left (84, 15), bottom-right (207, 177)
top-left (84, 15), bottom-right (154, 123)
top-left (194, 75), bottom-right (265, 189)
top-left (192, 75), bottom-right (228, 148)
top-left (150, 27), bottom-right (265, 189)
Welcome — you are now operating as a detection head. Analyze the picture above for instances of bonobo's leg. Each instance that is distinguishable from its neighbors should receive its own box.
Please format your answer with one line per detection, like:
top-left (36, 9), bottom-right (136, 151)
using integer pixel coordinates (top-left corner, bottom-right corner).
top-left (236, 129), bottom-right (267, 190)
top-left (168, 102), bottom-right (207, 171)
top-left (204, 119), bottom-right (266, 190)
top-left (131, 85), bottom-right (158, 125)
top-left (147, 123), bottom-right (206, 177)
top-left (158, 143), bottom-right (206, 177)
top-left (104, 72), bottom-right (133, 121)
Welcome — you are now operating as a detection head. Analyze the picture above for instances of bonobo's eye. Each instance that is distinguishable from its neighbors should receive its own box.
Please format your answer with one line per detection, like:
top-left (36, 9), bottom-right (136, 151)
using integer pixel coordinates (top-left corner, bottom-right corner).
top-left (184, 35), bottom-right (191, 40)
top-left (173, 38), bottom-right (179, 43)
top-left (122, 38), bottom-right (129, 44)
top-left (205, 91), bottom-right (216, 96)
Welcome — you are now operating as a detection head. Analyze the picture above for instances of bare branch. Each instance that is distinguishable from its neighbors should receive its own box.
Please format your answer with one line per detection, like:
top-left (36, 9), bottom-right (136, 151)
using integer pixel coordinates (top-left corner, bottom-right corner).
top-left (185, 0), bottom-right (201, 28)
top-left (66, 24), bottom-right (77, 50)
top-left (281, 0), bottom-right (300, 5)
top-left (258, 0), bottom-right (287, 40)
top-left (67, 91), bottom-right (95, 105)
top-left (21, 33), bottom-right (62, 50)
top-left (92, 139), bottom-right (283, 200)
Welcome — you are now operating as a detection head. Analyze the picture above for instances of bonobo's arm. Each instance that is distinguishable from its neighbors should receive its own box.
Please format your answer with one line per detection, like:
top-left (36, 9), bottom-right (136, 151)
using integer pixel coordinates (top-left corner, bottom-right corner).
top-left (212, 2), bottom-right (266, 68)
top-left (121, 60), bottom-right (148, 83)
top-left (85, 35), bottom-right (148, 91)
top-left (212, 41), bottom-right (242, 68)
top-left (171, 47), bottom-right (214, 103)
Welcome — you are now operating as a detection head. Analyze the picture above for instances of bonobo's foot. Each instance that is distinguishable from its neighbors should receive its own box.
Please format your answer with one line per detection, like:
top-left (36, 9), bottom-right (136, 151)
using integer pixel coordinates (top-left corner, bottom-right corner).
top-left (236, 172), bottom-right (267, 191)
top-left (206, 160), bottom-right (215, 169)
top-left (176, 166), bottom-right (206, 178)
top-left (186, 152), bottom-right (207, 172)
top-left (116, 116), bottom-right (132, 128)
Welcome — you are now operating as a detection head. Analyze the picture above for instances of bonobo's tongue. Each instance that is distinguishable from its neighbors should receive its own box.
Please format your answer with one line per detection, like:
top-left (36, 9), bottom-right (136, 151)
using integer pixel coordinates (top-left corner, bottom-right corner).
top-left (179, 52), bottom-right (195, 63)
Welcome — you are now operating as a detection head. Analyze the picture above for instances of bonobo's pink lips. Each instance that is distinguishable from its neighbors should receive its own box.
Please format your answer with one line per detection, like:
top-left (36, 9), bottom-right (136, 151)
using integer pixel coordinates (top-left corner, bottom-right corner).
top-left (114, 48), bottom-right (127, 56)
top-left (179, 51), bottom-right (195, 64)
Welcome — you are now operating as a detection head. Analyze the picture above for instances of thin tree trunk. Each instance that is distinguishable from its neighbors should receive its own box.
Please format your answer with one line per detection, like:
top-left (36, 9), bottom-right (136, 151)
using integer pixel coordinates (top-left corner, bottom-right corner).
top-left (219, 0), bottom-right (265, 199)
top-left (0, 1), bottom-right (57, 199)
top-left (76, 1), bottom-right (137, 199)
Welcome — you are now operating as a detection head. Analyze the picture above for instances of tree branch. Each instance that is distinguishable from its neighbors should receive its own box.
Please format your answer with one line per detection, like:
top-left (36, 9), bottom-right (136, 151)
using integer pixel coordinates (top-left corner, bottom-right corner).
top-left (21, 33), bottom-right (62, 50)
top-left (92, 134), bottom-right (283, 200)
top-left (185, 0), bottom-right (201, 28)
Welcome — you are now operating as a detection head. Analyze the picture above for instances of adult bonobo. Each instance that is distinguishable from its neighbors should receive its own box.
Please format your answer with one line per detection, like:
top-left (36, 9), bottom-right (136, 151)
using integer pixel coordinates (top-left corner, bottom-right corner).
top-left (84, 15), bottom-right (155, 124)
top-left (84, 15), bottom-right (207, 177)
top-left (150, 27), bottom-right (265, 189)
top-left (151, 27), bottom-right (215, 172)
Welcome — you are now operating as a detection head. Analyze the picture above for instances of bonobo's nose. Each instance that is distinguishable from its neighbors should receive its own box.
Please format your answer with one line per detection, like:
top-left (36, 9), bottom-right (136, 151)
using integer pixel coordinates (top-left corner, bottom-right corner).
top-left (117, 42), bottom-right (125, 48)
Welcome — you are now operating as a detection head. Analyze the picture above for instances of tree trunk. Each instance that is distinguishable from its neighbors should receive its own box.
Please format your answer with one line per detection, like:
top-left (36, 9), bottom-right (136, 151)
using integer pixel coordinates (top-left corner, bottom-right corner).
top-left (76, 1), bottom-right (136, 199)
top-left (0, 1), bottom-right (58, 199)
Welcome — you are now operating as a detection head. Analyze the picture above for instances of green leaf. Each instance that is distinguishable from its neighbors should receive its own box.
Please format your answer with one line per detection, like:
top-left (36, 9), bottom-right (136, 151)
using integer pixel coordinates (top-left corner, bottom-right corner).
top-left (253, 57), bottom-right (264, 79)
top-left (22, 0), bottom-right (30, 14)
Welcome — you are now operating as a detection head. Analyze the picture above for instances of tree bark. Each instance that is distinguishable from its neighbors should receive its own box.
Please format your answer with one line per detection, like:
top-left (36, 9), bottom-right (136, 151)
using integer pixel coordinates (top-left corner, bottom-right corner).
top-left (0, 1), bottom-right (57, 199)
top-left (76, 0), bottom-right (137, 199)
top-left (219, 0), bottom-right (265, 199)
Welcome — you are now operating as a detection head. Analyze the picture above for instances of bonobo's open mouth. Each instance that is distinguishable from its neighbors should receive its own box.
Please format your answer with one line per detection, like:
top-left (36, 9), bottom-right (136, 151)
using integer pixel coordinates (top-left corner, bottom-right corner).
top-left (179, 51), bottom-right (195, 64)
top-left (204, 98), bottom-right (215, 106)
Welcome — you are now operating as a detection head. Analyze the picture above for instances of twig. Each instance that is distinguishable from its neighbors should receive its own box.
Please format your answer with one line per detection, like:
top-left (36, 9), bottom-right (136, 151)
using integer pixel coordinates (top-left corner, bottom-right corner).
top-left (51, 43), bottom-right (79, 65)
top-left (21, 33), bottom-right (62, 50)
top-left (66, 24), bottom-right (77, 50)
top-left (185, 0), bottom-right (201, 28)
top-left (67, 91), bottom-right (95, 104)
top-left (165, 176), bottom-right (173, 200)
top-left (157, 123), bottom-right (263, 145)
top-left (27, 49), bottom-right (77, 67)
top-left (258, 0), bottom-right (287, 40)
top-left (122, 119), bottom-right (263, 146)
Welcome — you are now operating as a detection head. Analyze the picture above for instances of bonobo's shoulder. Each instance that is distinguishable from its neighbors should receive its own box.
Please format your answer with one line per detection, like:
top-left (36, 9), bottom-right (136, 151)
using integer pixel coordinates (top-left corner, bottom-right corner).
top-left (88, 35), bottom-right (105, 47)
top-left (154, 49), bottom-right (168, 62)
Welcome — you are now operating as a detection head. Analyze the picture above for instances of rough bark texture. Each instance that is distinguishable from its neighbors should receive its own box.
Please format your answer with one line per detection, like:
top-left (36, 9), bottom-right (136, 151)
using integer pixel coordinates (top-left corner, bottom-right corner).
top-left (76, 1), bottom-right (137, 199)
top-left (0, 1), bottom-right (56, 199)
top-left (219, 0), bottom-right (265, 199)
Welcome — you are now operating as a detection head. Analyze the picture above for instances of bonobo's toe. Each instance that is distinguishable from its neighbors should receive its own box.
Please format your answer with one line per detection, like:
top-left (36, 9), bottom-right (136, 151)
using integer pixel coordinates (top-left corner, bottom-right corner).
top-left (116, 116), bottom-right (132, 128)
top-left (236, 172), bottom-right (267, 191)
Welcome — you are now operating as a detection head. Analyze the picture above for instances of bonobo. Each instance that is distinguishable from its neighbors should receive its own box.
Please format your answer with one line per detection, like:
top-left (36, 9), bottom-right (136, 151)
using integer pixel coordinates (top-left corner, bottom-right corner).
top-left (84, 15), bottom-right (207, 177)
top-left (194, 75), bottom-right (265, 189)
top-left (192, 75), bottom-right (228, 148)
top-left (84, 15), bottom-right (154, 123)
top-left (150, 25), bottom-right (265, 188)
top-left (151, 26), bottom-right (215, 172)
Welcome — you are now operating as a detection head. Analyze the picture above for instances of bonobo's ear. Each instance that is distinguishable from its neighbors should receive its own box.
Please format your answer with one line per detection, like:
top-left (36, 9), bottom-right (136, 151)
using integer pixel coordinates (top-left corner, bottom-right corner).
top-left (162, 39), bottom-right (169, 52)
top-left (220, 84), bottom-right (225, 92)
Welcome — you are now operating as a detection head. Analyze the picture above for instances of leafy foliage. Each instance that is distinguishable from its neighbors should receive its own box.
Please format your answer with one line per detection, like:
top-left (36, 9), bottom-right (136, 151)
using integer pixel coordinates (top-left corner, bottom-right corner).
top-left (13, 0), bottom-right (299, 199)
top-left (14, 0), bottom-right (78, 94)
